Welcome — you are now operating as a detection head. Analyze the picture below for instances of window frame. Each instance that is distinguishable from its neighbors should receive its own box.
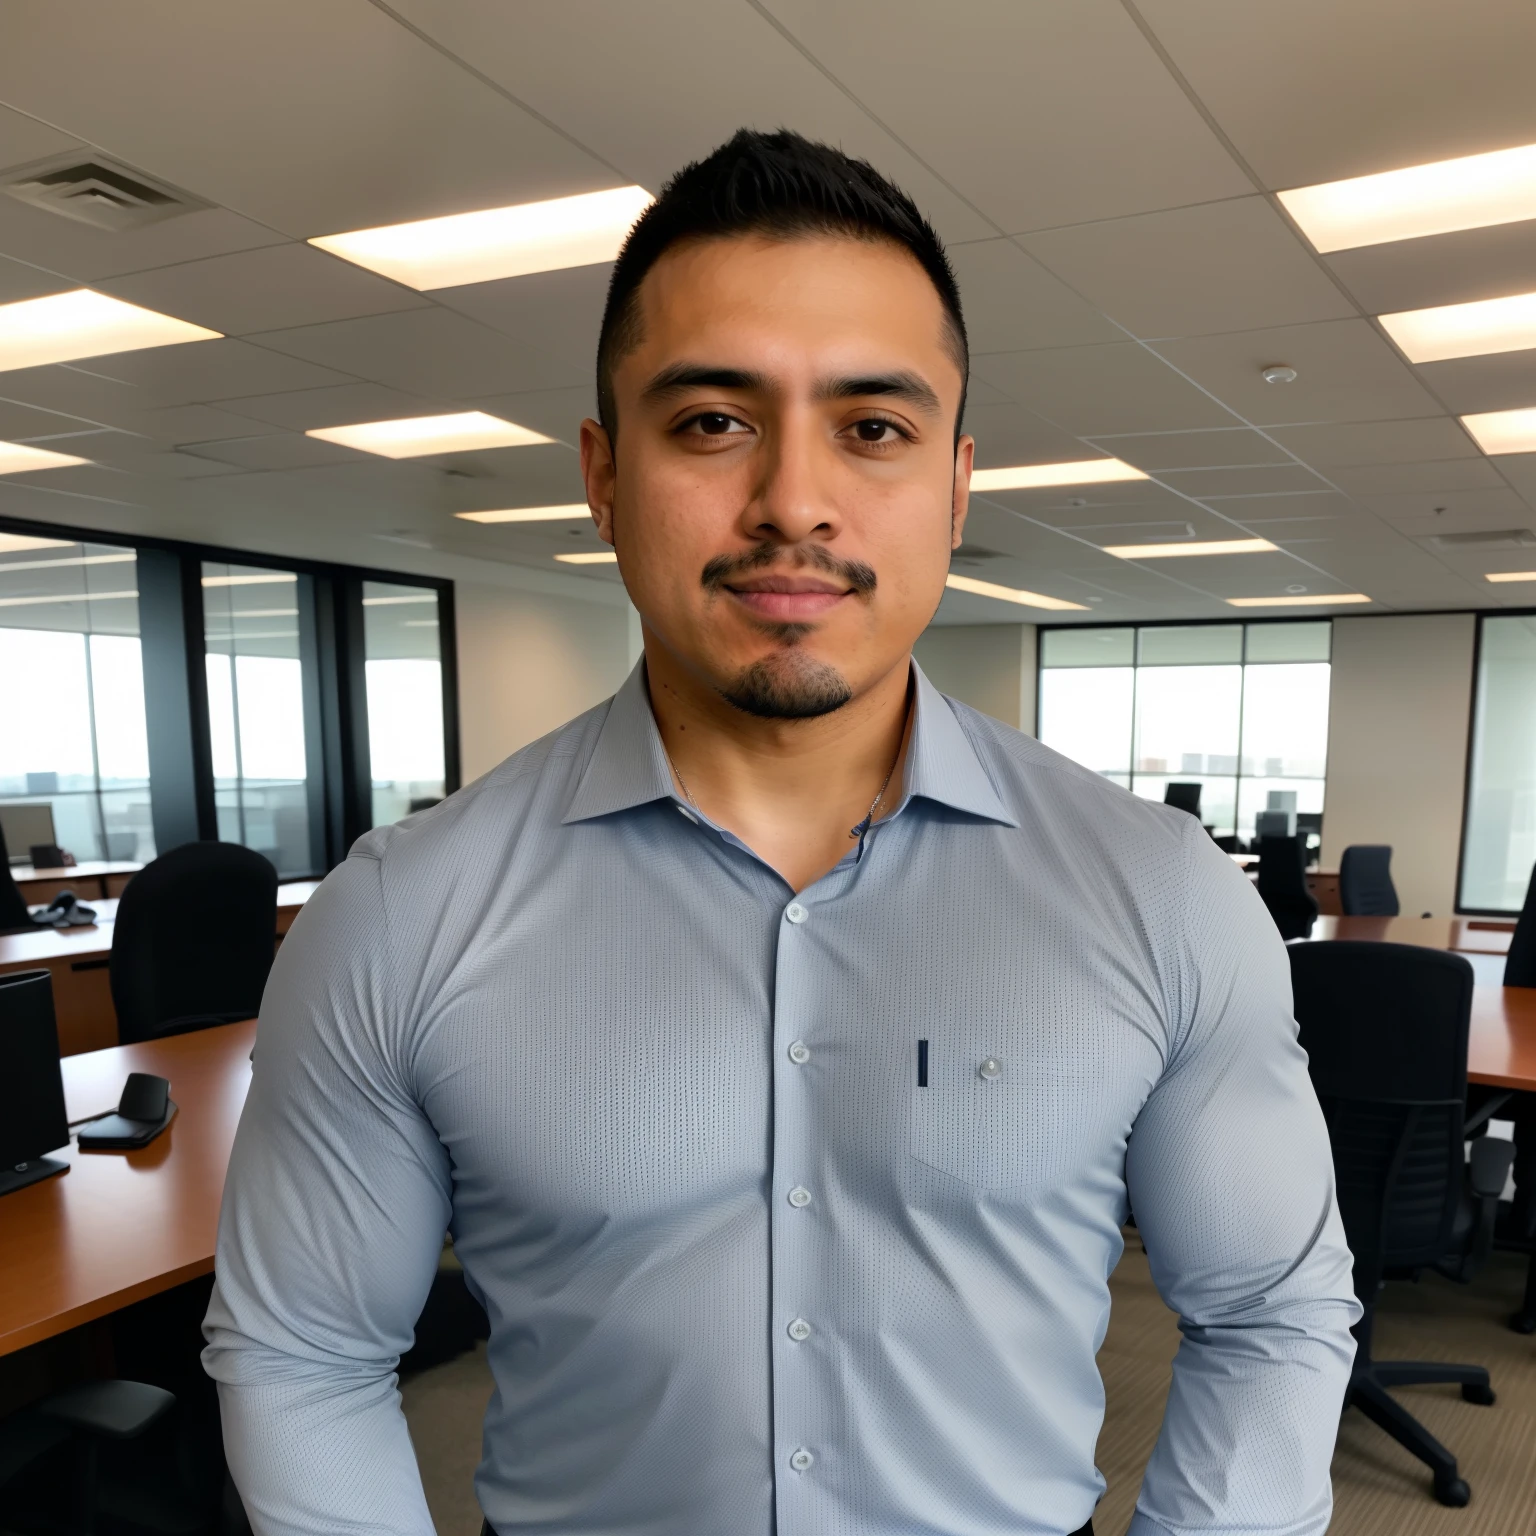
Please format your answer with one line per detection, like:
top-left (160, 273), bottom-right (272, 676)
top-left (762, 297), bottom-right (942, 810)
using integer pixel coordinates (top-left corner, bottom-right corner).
top-left (0, 509), bottom-right (459, 877)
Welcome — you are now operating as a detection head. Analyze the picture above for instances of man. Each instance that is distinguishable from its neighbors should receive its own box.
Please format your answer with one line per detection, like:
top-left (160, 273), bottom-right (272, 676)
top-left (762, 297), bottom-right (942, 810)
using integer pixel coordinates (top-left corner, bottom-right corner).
top-left (205, 130), bottom-right (1359, 1536)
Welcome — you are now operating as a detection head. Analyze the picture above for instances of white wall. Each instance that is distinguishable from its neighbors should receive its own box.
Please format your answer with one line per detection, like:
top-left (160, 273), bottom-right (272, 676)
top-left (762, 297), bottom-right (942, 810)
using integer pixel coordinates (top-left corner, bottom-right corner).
top-left (1322, 612), bottom-right (1476, 917)
top-left (455, 582), bottom-right (633, 781)
top-left (914, 623), bottom-right (1037, 731)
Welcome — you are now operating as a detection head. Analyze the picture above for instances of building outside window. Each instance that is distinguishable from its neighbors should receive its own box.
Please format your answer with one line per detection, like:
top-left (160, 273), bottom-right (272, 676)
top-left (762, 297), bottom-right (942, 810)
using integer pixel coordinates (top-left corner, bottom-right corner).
top-left (0, 532), bottom-right (154, 866)
top-left (362, 580), bottom-right (446, 827)
top-left (1462, 614), bottom-right (1536, 913)
top-left (202, 560), bottom-right (313, 877)
top-left (1037, 621), bottom-right (1331, 842)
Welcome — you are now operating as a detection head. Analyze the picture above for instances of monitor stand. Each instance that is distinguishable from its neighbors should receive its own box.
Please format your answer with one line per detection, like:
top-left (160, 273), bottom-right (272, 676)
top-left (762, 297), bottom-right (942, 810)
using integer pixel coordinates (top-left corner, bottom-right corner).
top-left (0, 1156), bottom-right (68, 1197)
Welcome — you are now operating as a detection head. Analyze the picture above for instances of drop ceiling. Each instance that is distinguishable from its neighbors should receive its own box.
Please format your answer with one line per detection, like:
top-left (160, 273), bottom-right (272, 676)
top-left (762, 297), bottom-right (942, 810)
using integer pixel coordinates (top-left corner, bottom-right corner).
top-left (0, 0), bottom-right (1533, 623)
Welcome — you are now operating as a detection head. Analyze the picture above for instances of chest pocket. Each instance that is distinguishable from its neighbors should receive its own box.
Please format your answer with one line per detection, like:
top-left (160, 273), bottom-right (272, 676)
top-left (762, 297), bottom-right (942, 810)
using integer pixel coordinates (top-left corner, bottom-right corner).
top-left (908, 1034), bottom-right (1080, 1193)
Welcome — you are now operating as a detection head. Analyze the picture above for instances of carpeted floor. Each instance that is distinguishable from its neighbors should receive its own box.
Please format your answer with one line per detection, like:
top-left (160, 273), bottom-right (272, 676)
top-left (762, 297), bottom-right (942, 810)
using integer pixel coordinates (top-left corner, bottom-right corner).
top-left (402, 1241), bottom-right (1536, 1534)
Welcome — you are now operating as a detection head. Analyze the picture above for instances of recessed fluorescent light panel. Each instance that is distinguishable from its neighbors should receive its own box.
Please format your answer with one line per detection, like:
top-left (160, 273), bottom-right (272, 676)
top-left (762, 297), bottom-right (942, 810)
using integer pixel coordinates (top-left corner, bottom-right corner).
top-left (0, 533), bottom-right (71, 553)
top-left (971, 459), bottom-right (1147, 492)
top-left (1461, 406), bottom-right (1536, 456)
top-left (310, 185), bottom-right (654, 290)
top-left (201, 572), bottom-right (297, 587)
top-left (1279, 140), bottom-right (1536, 253)
top-left (1226, 594), bottom-right (1371, 608)
top-left (944, 574), bottom-right (1088, 611)
top-left (1103, 538), bottom-right (1277, 559)
top-left (0, 289), bottom-right (220, 372)
top-left (1486, 571), bottom-right (1536, 583)
top-left (455, 504), bottom-right (590, 524)
top-left (1380, 289), bottom-right (1536, 363)
top-left (0, 441), bottom-right (88, 474)
top-left (306, 412), bottom-right (552, 459)
top-left (555, 551), bottom-right (619, 564)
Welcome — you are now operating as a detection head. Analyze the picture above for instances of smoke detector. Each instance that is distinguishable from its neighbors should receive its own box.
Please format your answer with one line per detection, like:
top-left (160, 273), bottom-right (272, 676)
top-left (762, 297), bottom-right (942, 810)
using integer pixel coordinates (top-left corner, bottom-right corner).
top-left (0, 153), bottom-right (208, 231)
top-left (1261, 364), bottom-right (1298, 384)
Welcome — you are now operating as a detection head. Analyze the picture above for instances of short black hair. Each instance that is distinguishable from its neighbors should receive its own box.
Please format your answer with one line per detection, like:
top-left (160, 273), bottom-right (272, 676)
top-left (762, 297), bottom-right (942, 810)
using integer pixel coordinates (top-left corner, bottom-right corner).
top-left (596, 128), bottom-right (968, 443)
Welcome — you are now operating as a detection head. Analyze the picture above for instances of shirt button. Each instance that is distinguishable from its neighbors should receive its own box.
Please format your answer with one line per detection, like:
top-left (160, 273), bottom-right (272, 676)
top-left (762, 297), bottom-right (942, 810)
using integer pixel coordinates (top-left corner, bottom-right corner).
top-left (787, 1186), bottom-right (812, 1208)
top-left (979, 1057), bottom-right (1003, 1081)
top-left (787, 1318), bottom-right (812, 1342)
top-left (789, 1448), bottom-right (815, 1473)
top-left (787, 1040), bottom-right (811, 1065)
top-left (785, 902), bottom-right (809, 924)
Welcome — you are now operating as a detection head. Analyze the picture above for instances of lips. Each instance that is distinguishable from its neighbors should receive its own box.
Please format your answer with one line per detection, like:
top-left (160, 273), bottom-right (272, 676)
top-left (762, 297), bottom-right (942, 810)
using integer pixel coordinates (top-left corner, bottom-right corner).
top-left (725, 574), bottom-right (851, 620)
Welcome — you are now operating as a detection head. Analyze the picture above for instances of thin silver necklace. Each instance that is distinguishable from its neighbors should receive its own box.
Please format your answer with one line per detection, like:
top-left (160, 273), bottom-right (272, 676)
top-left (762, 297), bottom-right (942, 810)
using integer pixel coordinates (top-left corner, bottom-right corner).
top-left (664, 742), bottom-right (900, 862)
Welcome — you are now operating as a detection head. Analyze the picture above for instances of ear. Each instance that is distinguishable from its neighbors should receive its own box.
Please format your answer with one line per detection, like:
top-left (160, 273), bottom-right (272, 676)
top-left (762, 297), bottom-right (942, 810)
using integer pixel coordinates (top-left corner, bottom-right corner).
top-left (580, 418), bottom-right (617, 545)
top-left (951, 434), bottom-right (975, 550)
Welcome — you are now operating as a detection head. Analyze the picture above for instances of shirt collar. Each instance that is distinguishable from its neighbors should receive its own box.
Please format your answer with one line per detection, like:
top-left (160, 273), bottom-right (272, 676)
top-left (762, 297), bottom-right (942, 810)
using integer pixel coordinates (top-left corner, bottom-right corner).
top-left (562, 656), bottom-right (1016, 828)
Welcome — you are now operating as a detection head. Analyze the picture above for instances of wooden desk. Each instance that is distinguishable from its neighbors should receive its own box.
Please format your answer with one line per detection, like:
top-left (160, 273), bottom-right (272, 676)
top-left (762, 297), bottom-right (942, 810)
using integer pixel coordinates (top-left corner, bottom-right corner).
top-left (14, 861), bottom-right (143, 905)
top-left (0, 1020), bottom-right (255, 1357)
top-left (0, 882), bottom-right (319, 1055)
top-left (1470, 987), bottom-right (1536, 1091)
top-left (1305, 915), bottom-right (1515, 955)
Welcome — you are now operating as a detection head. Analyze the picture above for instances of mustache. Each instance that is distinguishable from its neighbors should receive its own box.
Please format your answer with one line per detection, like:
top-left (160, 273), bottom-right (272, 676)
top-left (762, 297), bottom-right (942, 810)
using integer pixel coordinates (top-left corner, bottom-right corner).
top-left (699, 544), bottom-right (878, 596)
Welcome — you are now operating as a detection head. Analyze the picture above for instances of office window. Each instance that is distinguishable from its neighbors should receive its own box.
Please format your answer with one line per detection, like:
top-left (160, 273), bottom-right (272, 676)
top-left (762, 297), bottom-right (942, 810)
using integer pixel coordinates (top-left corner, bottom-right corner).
top-left (363, 581), bottom-right (446, 826)
top-left (0, 534), bottom-right (154, 865)
top-left (1462, 615), bottom-right (1536, 912)
top-left (1038, 622), bottom-right (1331, 838)
top-left (202, 561), bottom-right (313, 876)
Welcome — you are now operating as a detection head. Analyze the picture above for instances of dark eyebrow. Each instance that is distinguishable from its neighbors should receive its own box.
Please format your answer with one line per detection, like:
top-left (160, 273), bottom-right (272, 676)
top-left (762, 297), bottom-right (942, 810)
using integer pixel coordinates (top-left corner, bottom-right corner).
top-left (814, 371), bottom-right (942, 416)
top-left (640, 363), bottom-right (777, 402)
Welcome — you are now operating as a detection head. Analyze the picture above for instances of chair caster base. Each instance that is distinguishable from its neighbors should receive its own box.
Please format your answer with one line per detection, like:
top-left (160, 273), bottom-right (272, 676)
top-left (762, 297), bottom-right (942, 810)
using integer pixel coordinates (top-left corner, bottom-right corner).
top-left (1434, 1475), bottom-right (1471, 1507)
top-left (1462, 1383), bottom-right (1496, 1406)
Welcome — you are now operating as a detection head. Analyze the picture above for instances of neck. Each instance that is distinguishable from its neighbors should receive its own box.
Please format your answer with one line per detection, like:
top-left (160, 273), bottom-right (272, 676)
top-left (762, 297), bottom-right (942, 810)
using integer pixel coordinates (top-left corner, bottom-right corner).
top-left (643, 633), bottom-right (914, 892)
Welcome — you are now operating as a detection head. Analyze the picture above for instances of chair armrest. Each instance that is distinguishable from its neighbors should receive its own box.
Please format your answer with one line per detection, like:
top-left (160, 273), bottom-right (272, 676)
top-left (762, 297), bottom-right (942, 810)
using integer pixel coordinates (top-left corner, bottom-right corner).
top-left (1469, 1137), bottom-right (1516, 1200)
top-left (38, 1380), bottom-right (175, 1440)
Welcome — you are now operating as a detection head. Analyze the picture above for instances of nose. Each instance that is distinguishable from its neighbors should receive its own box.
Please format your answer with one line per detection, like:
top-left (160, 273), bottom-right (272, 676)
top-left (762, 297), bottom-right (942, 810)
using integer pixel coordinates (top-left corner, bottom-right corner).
top-left (739, 405), bottom-right (843, 548)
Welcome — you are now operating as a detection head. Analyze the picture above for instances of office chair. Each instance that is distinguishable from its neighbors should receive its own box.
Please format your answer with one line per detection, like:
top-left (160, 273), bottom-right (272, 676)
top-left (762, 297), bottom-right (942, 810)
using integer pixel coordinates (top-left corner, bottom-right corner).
top-left (1339, 844), bottom-right (1400, 916)
top-left (1255, 835), bottom-right (1318, 940)
top-left (1162, 782), bottom-right (1202, 818)
top-left (1289, 941), bottom-right (1512, 1507)
top-left (109, 841), bottom-right (278, 1044)
top-left (0, 823), bottom-right (32, 933)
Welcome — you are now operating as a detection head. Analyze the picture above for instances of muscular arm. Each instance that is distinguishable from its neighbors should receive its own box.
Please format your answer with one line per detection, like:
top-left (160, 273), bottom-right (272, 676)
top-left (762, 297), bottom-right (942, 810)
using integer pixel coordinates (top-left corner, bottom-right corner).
top-left (202, 844), bottom-right (451, 1536)
top-left (1125, 827), bottom-right (1360, 1535)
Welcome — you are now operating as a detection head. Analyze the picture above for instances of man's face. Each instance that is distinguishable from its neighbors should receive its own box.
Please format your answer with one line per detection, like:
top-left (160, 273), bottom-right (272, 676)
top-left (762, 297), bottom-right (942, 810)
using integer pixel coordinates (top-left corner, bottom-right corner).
top-left (581, 233), bottom-right (972, 719)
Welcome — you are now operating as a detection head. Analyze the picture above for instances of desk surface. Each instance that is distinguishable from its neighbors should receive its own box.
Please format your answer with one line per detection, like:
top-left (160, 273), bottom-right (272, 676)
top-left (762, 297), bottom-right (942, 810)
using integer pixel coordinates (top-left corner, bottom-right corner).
top-left (0, 1019), bottom-right (256, 1357)
top-left (0, 880), bottom-right (322, 974)
top-left (11, 860), bottom-right (143, 884)
top-left (1306, 915), bottom-right (1515, 954)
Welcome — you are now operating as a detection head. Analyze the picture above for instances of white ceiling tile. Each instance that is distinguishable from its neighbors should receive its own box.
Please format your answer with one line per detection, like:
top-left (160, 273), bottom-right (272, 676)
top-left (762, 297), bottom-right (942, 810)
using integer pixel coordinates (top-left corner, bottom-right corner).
top-left (1155, 464), bottom-right (1333, 499)
top-left (431, 265), bottom-right (608, 385)
top-left (213, 382), bottom-right (450, 432)
top-left (1266, 418), bottom-right (1479, 468)
top-left (116, 404), bottom-right (277, 444)
top-left (1020, 198), bottom-right (1354, 339)
top-left (73, 338), bottom-right (356, 408)
top-left (1153, 320), bottom-right (1444, 425)
top-left (1487, 455), bottom-right (1536, 501)
top-left (384, 0), bottom-right (993, 243)
top-left (1356, 487), bottom-right (1531, 527)
top-left (950, 239), bottom-right (1122, 352)
top-left (1198, 491), bottom-right (1356, 524)
top-left (0, 394), bottom-right (105, 438)
top-left (469, 386), bottom-right (597, 448)
top-left (758, 0), bottom-right (1252, 231)
top-left (180, 433), bottom-right (368, 472)
top-left (1137, 0), bottom-right (1536, 188)
top-left (250, 308), bottom-right (580, 400)
top-left (1087, 428), bottom-right (1291, 471)
top-left (961, 402), bottom-right (1088, 470)
top-left (0, 3), bottom-right (618, 237)
top-left (0, 252), bottom-right (72, 304)
top-left (1413, 350), bottom-right (1536, 415)
top-left (0, 197), bottom-right (287, 283)
top-left (974, 343), bottom-right (1241, 436)
top-left (0, 102), bottom-right (82, 167)
top-left (97, 243), bottom-right (427, 336)
top-left (1324, 220), bottom-right (1536, 316)
top-left (1327, 459), bottom-right (1507, 496)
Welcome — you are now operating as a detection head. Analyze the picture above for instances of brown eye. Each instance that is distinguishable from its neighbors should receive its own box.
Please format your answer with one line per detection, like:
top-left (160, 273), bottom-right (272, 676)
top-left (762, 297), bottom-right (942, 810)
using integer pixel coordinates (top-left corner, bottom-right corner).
top-left (854, 419), bottom-right (895, 442)
top-left (697, 413), bottom-right (734, 435)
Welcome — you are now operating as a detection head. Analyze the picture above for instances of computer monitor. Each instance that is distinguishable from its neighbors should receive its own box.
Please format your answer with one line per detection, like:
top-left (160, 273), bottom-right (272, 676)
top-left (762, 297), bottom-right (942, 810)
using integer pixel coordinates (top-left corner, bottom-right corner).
top-left (0, 969), bottom-right (70, 1196)
top-left (0, 803), bottom-right (56, 866)
top-left (1266, 789), bottom-right (1298, 816)
top-left (1163, 782), bottom-right (1203, 818)
top-left (1255, 808), bottom-right (1294, 839)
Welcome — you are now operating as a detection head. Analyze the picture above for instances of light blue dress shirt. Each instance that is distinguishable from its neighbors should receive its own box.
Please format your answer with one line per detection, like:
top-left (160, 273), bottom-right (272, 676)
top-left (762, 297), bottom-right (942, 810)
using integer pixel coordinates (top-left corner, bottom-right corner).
top-left (204, 661), bottom-right (1359, 1536)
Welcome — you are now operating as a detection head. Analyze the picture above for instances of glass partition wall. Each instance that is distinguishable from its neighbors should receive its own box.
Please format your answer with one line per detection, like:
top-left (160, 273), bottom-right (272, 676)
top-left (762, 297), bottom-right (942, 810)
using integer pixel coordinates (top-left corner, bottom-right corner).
top-left (363, 581), bottom-right (446, 827)
top-left (1038, 621), bottom-right (1331, 841)
top-left (0, 533), bottom-right (154, 865)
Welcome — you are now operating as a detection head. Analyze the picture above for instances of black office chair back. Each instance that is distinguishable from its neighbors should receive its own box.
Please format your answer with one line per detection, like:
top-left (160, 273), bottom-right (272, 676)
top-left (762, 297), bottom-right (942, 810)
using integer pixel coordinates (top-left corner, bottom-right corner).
top-left (1163, 782), bottom-right (1202, 818)
top-left (1255, 835), bottom-right (1318, 939)
top-left (1339, 844), bottom-right (1400, 917)
top-left (109, 841), bottom-right (278, 1043)
top-left (1289, 941), bottom-right (1473, 1300)
top-left (1505, 864), bottom-right (1536, 987)
top-left (0, 823), bottom-right (32, 933)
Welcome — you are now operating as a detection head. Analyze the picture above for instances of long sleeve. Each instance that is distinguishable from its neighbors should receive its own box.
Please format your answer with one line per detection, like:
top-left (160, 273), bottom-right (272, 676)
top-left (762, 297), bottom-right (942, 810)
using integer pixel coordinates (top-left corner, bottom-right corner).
top-left (1124, 826), bottom-right (1361, 1535)
top-left (202, 843), bottom-right (452, 1536)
